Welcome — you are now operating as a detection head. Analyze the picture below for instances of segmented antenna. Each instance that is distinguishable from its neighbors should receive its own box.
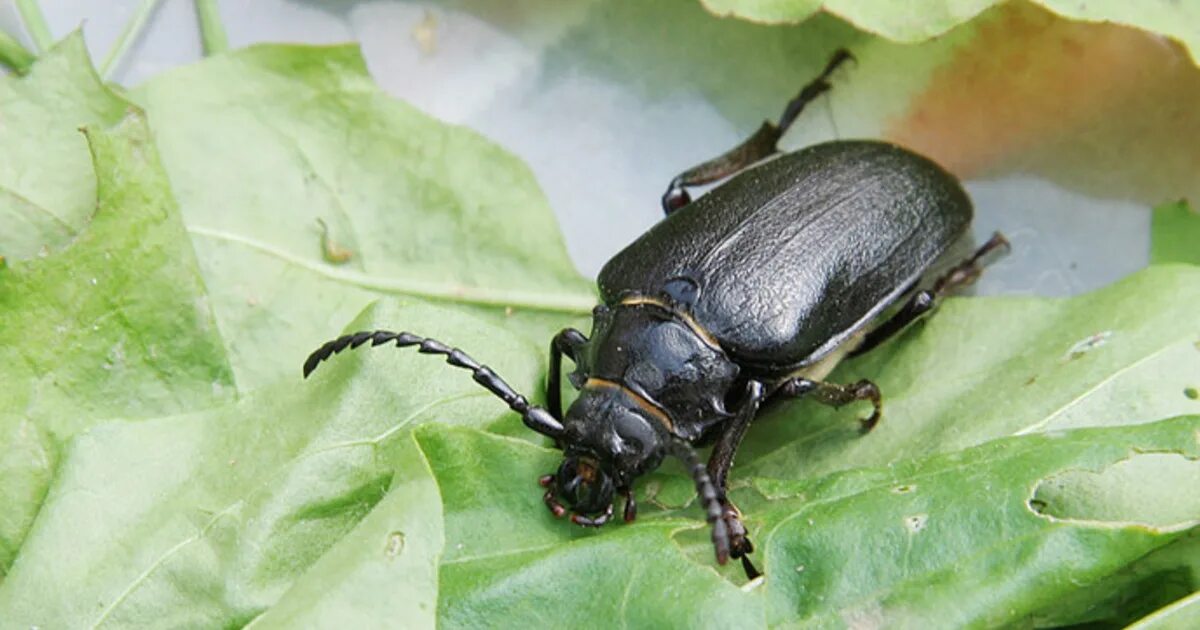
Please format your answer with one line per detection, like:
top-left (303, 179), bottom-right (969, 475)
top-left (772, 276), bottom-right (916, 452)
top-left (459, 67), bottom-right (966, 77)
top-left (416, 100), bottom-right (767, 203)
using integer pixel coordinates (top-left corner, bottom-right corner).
top-left (671, 439), bottom-right (730, 565)
top-left (303, 330), bottom-right (565, 439)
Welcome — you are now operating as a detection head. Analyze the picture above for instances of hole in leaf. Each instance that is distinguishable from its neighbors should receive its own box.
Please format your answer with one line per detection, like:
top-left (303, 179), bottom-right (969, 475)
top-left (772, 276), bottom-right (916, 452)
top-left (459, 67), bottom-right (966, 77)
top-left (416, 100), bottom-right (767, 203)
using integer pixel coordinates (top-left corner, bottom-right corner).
top-left (385, 531), bottom-right (405, 557)
top-left (1062, 330), bottom-right (1113, 361)
top-left (1030, 453), bottom-right (1200, 528)
top-left (903, 514), bottom-right (928, 534)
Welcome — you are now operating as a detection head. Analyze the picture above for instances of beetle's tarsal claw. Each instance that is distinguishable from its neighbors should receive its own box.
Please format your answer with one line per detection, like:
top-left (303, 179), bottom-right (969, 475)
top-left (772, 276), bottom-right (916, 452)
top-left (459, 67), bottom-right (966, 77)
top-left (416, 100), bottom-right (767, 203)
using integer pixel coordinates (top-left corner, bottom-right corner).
top-left (740, 555), bottom-right (762, 580)
top-left (853, 379), bottom-right (882, 434)
top-left (859, 411), bottom-right (881, 434)
top-left (662, 185), bottom-right (691, 214)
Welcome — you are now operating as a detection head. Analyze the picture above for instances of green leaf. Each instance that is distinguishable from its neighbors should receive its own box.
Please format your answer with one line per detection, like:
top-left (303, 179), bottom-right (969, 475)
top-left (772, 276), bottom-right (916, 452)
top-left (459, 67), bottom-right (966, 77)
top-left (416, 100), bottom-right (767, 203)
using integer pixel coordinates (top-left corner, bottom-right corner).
top-left (1152, 200), bottom-right (1200, 266)
top-left (417, 415), bottom-right (1200, 628)
top-left (754, 417), bottom-right (1200, 627)
top-left (698, 0), bottom-right (1200, 65)
top-left (0, 301), bottom-right (541, 628)
top-left (129, 44), bottom-right (595, 390)
top-left (0, 110), bottom-right (234, 575)
top-left (0, 34), bottom-right (132, 259)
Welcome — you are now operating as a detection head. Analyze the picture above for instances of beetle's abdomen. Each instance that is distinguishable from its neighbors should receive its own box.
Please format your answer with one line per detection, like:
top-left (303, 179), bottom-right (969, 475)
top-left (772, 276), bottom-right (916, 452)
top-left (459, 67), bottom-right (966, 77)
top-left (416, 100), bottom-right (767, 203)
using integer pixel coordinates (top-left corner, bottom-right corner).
top-left (599, 141), bottom-right (971, 374)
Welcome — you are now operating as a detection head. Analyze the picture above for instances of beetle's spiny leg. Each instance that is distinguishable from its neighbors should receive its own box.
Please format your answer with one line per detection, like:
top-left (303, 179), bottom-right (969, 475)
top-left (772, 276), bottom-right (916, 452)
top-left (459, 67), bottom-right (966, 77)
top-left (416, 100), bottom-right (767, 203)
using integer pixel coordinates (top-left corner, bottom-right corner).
top-left (777, 48), bottom-right (853, 132)
top-left (932, 232), bottom-right (1011, 295)
top-left (851, 232), bottom-right (1012, 358)
top-left (571, 504), bottom-right (613, 527)
top-left (671, 439), bottom-right (731, 565)
top-left (303, 330), bottom-right (565, 439)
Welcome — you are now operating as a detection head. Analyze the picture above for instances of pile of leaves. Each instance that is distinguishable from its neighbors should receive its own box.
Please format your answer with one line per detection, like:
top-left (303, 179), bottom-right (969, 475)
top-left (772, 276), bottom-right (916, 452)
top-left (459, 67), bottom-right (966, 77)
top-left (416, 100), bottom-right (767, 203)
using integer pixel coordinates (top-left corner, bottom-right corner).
top-left (1, 3), bottom-right (1198, 627)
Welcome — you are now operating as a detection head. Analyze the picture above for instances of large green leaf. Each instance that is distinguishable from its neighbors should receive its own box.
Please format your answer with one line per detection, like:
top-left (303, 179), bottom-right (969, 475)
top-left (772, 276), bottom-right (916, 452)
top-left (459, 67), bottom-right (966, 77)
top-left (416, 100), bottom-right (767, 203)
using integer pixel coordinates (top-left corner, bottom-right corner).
top-left (698, 0), bottom-right (1200, 65)
top-left (0, 110), bottom-right (234, 575)
top-left (129, 44), bottom-right (595, 391)
top-left (420, 415), bottom-right (1200, 628)
top-left (0, 301), bottom-right (541, 628)
top-left (0, 34), bottom-right (130, 259)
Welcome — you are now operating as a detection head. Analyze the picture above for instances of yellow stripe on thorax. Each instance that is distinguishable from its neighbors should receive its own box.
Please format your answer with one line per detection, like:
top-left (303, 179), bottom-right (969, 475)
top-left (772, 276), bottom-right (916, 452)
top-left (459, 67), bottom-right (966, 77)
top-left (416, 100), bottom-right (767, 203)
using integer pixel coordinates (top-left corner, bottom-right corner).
top-left (583, 377), bottom-right (675, 433)
top-left (617, 295), bottom-right (721, 350)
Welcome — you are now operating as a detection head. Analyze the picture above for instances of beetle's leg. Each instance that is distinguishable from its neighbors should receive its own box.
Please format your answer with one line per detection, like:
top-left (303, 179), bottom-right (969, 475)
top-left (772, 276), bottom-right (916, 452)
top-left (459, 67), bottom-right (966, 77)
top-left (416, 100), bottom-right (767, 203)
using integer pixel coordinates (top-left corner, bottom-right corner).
top-left (777, 377), bottom-right (882, 433)
top-left (622, 488), bottom-right (638, 523)
top-left (661, 49), bottom-right (853, 214)
top-left (706, 381), bottom-right (767, 579)
top-left (851, 232), bottom-right (1011, 357)
top-left (303, 330), bottom-right (565, 439)
top-left (548, 328), bottom-right (588, 420)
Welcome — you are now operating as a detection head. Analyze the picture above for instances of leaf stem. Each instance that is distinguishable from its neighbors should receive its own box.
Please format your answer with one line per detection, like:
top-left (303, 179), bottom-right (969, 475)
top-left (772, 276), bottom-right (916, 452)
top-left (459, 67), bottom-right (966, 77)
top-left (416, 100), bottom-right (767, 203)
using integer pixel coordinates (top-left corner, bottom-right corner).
top-left (14, 0), bottom-right (52, 53)
top-left (0, 30), bottom-right (36, 74)
top-left (99, 0), bottom-right (164, 80)
top-left (194, 0), bottom-right (228, 55)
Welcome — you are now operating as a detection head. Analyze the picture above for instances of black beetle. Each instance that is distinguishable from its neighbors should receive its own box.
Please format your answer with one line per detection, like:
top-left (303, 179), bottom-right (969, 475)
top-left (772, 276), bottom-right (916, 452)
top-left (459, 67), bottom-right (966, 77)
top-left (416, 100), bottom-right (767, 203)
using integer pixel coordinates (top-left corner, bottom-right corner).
top-left (303, 50), bottom-right (1008, 578)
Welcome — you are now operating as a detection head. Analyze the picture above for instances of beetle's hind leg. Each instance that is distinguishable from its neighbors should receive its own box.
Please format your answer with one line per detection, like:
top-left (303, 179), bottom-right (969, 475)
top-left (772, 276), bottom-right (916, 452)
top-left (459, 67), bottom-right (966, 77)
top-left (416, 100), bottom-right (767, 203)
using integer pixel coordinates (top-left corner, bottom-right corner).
top-left (661, 49), bottom-right (853, 214)
top-left (850, 232), bottom-right (1011, 357)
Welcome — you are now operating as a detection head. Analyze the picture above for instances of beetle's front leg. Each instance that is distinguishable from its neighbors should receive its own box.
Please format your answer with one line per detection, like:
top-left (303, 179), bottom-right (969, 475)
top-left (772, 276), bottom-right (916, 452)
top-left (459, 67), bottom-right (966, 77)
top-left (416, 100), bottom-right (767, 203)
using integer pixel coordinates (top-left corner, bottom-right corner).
top-left (706, 381), bottom-right (766, 579)
top-left (777, 377), bottom-right (882, 433)
top-left (547, 328), bottom-right (588, 420)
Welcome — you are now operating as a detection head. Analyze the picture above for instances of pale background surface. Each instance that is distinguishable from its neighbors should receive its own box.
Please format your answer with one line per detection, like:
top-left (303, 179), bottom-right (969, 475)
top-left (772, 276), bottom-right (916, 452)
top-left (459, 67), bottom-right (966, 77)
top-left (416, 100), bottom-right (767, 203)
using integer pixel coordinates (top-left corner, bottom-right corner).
top-left (1, 0), bottom-right (1150, 297)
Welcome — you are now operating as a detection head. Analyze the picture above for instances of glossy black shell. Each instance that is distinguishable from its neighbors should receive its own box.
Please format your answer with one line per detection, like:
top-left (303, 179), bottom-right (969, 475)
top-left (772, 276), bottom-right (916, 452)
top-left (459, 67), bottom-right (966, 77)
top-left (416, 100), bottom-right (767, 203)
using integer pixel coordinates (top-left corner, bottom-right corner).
top-left (598, 140), bottom-right (972, 375)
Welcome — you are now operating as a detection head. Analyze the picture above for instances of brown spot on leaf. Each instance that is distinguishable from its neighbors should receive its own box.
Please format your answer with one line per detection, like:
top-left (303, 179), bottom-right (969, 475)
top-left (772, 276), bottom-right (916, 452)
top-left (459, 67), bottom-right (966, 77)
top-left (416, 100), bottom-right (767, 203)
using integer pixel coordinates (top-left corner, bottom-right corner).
top-left (887, 2), bottom-right (1200, 206)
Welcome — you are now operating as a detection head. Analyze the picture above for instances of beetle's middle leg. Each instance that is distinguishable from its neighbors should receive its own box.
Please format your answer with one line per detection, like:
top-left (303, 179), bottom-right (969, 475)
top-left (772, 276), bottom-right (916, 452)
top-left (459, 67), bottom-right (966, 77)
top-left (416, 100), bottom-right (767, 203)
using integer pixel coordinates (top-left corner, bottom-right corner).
top-left (850, 232), bottom-right (1011, 357)
top-left (706, 381), bottom-right (766, 579)
top-left (661, 49), bottom-right (854, 214)
top-left (776, 377), bottom-right (883, 433)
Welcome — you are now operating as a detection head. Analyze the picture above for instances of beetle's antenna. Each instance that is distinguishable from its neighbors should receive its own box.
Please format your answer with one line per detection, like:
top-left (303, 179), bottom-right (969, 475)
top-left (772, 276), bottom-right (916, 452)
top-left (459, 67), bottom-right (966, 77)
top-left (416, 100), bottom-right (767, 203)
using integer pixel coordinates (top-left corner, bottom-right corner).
top-left (670, 439), bottom-right (730, 565)
top-left (304, 330), bottom-right (565, 439)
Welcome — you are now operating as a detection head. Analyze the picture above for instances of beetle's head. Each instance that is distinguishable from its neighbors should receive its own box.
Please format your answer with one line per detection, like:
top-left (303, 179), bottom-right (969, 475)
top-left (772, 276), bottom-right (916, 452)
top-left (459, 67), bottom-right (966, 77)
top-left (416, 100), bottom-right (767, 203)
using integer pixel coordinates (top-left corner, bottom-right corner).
top-left (551, 451), bottom-right (615, 517)
top-left (542, 384), bottom-right (668, 525)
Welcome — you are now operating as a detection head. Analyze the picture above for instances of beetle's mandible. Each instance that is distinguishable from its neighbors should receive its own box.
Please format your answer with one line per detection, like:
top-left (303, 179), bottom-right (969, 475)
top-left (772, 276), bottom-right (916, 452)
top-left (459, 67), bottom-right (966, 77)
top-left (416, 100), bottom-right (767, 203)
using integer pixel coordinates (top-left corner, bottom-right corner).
top-left (302, 49), bottom-right (1009, 579)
